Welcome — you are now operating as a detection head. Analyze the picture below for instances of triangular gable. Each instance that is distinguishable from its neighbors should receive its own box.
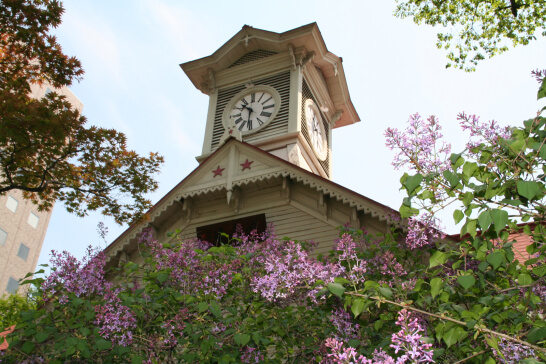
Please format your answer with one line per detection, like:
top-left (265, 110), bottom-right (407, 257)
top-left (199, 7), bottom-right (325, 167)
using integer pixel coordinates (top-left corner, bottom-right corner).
top-left (105, 138), bottom-right (400, 259)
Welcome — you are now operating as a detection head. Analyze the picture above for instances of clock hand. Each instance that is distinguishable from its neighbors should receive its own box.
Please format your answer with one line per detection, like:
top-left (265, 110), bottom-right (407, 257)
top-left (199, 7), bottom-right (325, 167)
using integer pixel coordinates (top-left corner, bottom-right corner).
top-left (246, 107), bottom-right (254, 122)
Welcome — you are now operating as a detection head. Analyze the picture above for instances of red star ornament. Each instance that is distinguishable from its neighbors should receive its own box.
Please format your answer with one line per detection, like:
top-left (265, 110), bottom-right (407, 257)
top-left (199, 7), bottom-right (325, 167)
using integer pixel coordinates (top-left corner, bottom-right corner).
top-left (240, 159), bottom-right (254, 171)
top-left (212, 165), bottom-right (225, 177)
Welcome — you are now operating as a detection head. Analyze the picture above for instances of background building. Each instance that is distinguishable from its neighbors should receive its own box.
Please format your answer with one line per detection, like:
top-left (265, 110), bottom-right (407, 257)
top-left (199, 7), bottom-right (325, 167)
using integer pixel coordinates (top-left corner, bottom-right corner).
top-left (0, 85), bottom-right (83, 296)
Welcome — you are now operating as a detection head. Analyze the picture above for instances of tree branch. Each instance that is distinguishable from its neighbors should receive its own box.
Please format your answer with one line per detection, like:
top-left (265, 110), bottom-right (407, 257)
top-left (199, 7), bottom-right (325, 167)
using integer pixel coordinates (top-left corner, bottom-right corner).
top-left (345, 292), bottom-right (546, 355)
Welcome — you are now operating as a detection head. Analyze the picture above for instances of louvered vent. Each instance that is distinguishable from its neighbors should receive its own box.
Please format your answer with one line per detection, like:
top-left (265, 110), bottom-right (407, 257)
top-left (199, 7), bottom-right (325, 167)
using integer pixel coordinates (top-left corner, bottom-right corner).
top-left (229, 49), bottom-right (278, 68)
top-left (211, 71), bottom-right (290, 150)
top-left (301, 80), bottom-right (330, 177)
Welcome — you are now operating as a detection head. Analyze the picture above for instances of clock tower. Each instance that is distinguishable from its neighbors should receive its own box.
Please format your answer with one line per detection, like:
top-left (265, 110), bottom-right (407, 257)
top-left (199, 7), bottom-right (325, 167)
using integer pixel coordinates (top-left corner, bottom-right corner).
top-left (181, 23), bottom-right (359, 179)
top-left (105, 23), bottom-right (398, 266)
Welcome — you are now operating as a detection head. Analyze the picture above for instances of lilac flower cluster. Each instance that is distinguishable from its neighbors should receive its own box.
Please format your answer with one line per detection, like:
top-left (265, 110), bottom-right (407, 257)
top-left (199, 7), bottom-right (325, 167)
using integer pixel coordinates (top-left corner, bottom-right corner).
top-left (41, 246), bottom-right (109, 301)
top-left (335, 234), bottom-right (368, 284)
top-left (323, 337), bottom-right (371, 364)
top-left (390, 309), bottom-right (434, 363)
top-left (385, 113), bottom-right (452, 174)
top-left (159, 308), bottom-right (188, 348)
top-left (330, 307), bottom-right (361, 341)
top-left (531, 69), bottom-right (546, 83)
top-left (251, 241), bottom-right (345, 303)
top-left (490, 337), bottom-right (535, 363)
top-left (404, 214), bottom-right (445, 250)
top-left (146, 236), bottom-right (238, 299)
top-left (322, 309), bottom-right (434, 364)
top-left (240, 346), bottom-right (264, 363)
top-left (458, 112), bottom-right (511, 152)
top-left (94, 289), bottom-right (136, 346)
top-left (42, 247), bottom-right (137, 346)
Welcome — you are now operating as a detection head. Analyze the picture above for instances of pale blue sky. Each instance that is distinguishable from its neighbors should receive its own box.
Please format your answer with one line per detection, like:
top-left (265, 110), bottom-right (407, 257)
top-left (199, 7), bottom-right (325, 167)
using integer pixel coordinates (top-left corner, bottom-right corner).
top-left (38, 0), bottom-right (546, 266)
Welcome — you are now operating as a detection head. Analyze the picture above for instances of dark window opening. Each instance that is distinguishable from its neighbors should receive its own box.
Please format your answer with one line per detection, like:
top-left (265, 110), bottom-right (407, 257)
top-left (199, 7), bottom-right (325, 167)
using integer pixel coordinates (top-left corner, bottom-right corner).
top-left (196, 214), bottom-right (267, 246)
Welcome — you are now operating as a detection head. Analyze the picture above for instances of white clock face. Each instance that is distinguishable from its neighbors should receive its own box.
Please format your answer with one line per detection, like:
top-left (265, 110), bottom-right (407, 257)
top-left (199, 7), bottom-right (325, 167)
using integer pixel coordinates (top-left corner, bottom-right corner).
top-left (229, 91), bottom-right (276, 132)
top-left (305, 101), bottom-right (327, 161)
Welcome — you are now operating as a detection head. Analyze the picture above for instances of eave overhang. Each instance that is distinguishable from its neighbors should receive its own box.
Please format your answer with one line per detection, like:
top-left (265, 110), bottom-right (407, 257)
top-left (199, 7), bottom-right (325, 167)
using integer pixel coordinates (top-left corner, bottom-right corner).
top-left (180, 23), bottom-right (359, 128)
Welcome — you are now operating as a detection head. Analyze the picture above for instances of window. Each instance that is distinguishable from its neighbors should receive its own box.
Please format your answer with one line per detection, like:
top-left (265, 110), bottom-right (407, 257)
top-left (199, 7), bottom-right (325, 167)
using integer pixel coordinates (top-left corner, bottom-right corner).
top-left (0, 228), bottom-right (6, 246)
top-left (6, 277), bottom-right (18, 294)
top-left (17, 243), bottom-right (30, 261)
top-left (28, 212), bottom-right (39, 229)
top-left (6, 195), bottom-right (18, 213)
top-left (196, 213), bottom-right (267, 246)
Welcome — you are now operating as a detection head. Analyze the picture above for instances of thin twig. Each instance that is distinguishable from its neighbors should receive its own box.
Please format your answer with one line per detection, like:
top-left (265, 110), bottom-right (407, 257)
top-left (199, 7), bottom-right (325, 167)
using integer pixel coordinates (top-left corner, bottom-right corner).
top-left (345, 292), bottom-right (546, 355)
top-left (453, 349), bottom-right (488, 364)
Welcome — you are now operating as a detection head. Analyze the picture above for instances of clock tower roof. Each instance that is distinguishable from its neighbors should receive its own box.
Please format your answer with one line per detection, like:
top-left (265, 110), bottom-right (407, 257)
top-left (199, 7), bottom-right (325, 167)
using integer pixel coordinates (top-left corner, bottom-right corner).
top-left (180, 23), bottom-right (359, 128)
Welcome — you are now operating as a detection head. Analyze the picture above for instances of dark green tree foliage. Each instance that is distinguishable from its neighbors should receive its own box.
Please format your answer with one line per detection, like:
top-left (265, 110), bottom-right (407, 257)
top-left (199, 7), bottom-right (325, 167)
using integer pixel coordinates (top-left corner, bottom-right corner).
top-left (395, 0), bottom-right (546, 71)
top-left (0, 0), bottom-right (163, 224)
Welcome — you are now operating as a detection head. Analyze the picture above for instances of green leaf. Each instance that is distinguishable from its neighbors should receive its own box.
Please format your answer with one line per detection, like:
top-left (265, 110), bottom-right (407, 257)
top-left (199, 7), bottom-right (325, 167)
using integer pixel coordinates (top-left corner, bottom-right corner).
top-left (234, 333), bottom-right (251, 346)
top-left (510, 139), bottom-right (526, 153)
top-left (528, 327), bottom-right (546, 344)
top-left (430, 251), bottom-right (450, 268)
top-left (198, 302), bottom-right (209, 313)
top-left (131, 355), bottom-right (144, 364)
top-left (533, 265), bottom-right (546, 277)
top-left (450, 153), bottom-right (463, 167)
top-left (22, 341), bottom-right (35, 354)
top-left (351, 299), bottom-right (365, 318)
top-left (430, 278), bottom-right (444, 298)
top-left (538, 77), bottom-right (546, 100)
top-left (378, 287), bottom-right (393, 298)
top-left (156, 273), bottom-right (169, 283)
top-left (443, 170), bottom-right (460, 188)
top-left (518, 273), bottom-right (533, 285)
top-left (209, 300), bottom-right (222, 318)
top-left (522, 358), bottom-right (545, 364)
top-left (453, 210), bottom-right (464, 224)
top-left (490, 209), bottom-right (508, 236)
top-left (35, 332), bottom-right (49, 343)
top-left (462, 162), bottom-right (478, 179)
top-left (517, 180), bottom-right (540, 200)
top-left (477, 210), bottom-right (492, 231)
top-left (327, 282), bottom-right (346, 298)
top-left (457, 274), bottom-right (476, 290)
top-left (443, 327), bottom-right (467, 348)
top-left (486, 251), bottom-right (505, 270)
top-left (404, 174), bottom-right (423, 195)
top-left (485, 335), bottom-right (499, 350)
top-left (96, 339), bottom-right (112, 351)
top-left (461, 219), bottom-right (477, 238)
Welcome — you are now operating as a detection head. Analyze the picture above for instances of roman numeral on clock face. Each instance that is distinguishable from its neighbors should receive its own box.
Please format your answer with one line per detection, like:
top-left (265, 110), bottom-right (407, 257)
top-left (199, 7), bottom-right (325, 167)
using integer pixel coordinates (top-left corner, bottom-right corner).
top-left (251, 93), bottom-right (255, 102)
top-left (263, 104), bottom-right (274, 109)
top-left (260, 111), bottom-right (271, 117)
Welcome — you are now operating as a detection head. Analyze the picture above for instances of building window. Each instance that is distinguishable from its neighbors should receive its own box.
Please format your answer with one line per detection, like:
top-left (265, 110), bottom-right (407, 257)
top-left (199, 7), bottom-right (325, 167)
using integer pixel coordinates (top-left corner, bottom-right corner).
top-left (0, 228), bottom-right (6, 246)
top-left (6, 277), bottom-right (19, 294)
top-left (196, 213), bottom-right (267, 246)
top-left (6, 195), bottom-right (18, 213)
top-left (28, 212), bottom-right (39, 229)
top-left (17, 243), bottom-right (30, 261)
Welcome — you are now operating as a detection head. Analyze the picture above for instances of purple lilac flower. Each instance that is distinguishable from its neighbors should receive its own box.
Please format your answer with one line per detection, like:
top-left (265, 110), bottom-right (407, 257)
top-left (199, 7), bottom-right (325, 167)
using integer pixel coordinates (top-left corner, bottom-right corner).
top-left (390, 309), bottom-right (434, 363)
top-left (458, 112), bottom-right (511, 152)
top-left (404, 214), bottom-right (445, 250)
top-left (489, 337), bottom-right (535, 363)
top-left (385, 113), bottom-right (451, 174)
top-left (251, 241), bottom-right (345, 304)
top-left (94, 289), bottom-right (137, 346)
top-left (240, 346), bottom-right (264, 363)
top-left (330, 307), bottom-right (361, 341)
